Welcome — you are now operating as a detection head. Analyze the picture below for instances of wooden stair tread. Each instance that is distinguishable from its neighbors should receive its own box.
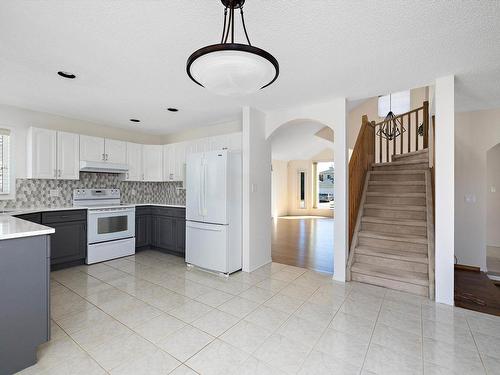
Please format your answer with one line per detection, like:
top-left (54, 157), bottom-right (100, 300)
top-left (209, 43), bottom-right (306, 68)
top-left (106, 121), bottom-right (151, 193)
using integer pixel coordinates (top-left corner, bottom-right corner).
top-left (351, 263), bottom-right (429, 286)
top-left (358, 230), bottom-right (428, 244)
top-left (355, 245), bottom-right (428, 263)
top-left (369, 180), bottom-right (426, 186)
top-left (361, 217), bottom-right (427, 227)
top-left (370, 170), bottom-right (426, 175)
top-left (372, 160), bottom-right (429, 167)
top-left (366, 192), bottom-right (425, 198)
top-left (364, 204), bottom-right (427, 212)
top-left (393, 149), bottom-right (429, 158)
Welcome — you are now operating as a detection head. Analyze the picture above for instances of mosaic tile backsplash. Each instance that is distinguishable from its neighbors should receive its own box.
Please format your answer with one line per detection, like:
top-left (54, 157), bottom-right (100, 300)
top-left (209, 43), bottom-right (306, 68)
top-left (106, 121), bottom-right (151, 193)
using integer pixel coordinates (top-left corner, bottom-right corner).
top-left (0, 172), bottom-right (186, 209)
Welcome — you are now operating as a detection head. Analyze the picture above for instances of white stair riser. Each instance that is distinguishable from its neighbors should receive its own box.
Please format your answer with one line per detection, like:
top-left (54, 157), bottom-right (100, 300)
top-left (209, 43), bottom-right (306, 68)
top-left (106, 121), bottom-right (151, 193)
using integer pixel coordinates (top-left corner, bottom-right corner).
top-left (354, 255), bottom-right (428, 273)
top-left (373, 163), bottom-right (429, 171)
top-left (370, 173), bottom-right (425, 182)
top-left (361, 221), bottom-right (427, 237)
top-left (358, 236), bottom-right (427, 253)
top-left (364, 208), bottom-right (426, 220)
top-left (368, 184), bottom-right (426, 193)
top-left (351, 272), bottom-right (429, 297)
top-left (366, 195), bottom-right (426, 206)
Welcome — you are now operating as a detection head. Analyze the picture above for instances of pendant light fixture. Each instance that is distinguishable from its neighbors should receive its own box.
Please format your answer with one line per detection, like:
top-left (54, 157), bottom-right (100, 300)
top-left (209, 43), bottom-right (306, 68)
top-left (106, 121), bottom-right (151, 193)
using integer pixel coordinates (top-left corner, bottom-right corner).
top-left (186, 0), bottom-right (279, 96)
top-left (377, 94), bottom-right (406, 141)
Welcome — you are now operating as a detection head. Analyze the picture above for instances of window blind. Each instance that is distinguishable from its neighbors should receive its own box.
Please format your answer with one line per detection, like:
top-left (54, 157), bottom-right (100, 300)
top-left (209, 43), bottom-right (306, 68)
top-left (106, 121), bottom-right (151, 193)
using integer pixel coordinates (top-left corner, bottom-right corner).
top-left (0, 128), bottom-right (11, 194)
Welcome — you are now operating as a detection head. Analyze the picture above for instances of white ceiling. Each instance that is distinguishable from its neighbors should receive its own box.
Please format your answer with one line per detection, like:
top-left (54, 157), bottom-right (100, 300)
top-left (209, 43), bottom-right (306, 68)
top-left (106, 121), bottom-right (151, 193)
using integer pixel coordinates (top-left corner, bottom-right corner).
top-left (0, 1), bottom-right (499, 135)
top-left (270, 120), bottom-right (332, 161)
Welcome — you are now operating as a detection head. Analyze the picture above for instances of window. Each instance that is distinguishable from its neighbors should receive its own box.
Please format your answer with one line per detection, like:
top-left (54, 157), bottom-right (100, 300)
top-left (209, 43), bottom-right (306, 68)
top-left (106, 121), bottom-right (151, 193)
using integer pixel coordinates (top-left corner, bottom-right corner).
top-left (298, 171), bottom-right (306, 209)
top-left (317, 162), bottom-right (334, 209)
top-left (378, 90), bottom-right (410, 117)
top-left (0, 129), bottom-right (11, 195)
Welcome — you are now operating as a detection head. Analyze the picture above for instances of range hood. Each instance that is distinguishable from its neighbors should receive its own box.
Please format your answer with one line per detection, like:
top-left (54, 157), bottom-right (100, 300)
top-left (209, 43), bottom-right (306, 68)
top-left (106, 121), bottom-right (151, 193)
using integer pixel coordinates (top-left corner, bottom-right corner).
top-left (79, 161), bottom-right (128, 173)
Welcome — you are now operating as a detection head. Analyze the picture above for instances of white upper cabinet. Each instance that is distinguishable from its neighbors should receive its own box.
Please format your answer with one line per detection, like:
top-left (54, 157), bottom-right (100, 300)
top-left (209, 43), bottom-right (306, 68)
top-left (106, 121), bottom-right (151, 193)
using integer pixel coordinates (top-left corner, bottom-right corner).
top-left (27, 127), bottom-right (57, 179)
top-left (27, 127), bottom-right (79, 180)
top-left (105, 139), bottom-right (127, 164)
top-left (126, 142), bottom-right (143, 181)
top-left (143, 145), bottom-right (163, 182)
top-left (57, 131), bottom-right (80, 180)
top-left (164, 142), bottom-right (186, 182)
top-left (80, 135), bottom-right (105, 162)
top-left (208, 133), bottom-right (242, 151)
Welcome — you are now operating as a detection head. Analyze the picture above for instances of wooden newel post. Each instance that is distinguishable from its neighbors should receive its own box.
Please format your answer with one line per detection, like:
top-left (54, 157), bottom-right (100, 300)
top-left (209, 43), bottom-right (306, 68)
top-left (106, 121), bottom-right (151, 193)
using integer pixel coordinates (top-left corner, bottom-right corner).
top-left (423, 100), bottom-right (429, 149)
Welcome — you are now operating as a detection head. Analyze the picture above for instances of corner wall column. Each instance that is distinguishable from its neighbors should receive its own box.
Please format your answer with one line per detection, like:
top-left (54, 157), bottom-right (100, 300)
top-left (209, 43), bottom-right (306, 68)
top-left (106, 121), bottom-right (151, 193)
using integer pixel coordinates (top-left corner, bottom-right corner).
top-left (435, 75), bottom-right (455, 305)
top-left (333, 98), bottom-right (348, 282)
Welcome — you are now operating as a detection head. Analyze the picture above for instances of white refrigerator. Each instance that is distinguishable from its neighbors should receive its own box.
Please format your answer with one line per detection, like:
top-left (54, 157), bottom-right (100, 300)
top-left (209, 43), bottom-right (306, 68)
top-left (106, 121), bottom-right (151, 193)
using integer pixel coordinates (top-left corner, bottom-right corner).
top-left (185, 149), bottom-right (242, 274)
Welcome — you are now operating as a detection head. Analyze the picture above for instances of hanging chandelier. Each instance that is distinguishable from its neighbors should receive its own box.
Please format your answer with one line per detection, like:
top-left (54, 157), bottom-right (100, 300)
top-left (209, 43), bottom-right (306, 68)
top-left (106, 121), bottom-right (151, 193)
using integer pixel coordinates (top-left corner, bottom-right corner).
top-left (377, 94), bottom-right (406, 141)
top-left (186, 0), bottom-right (279, 96)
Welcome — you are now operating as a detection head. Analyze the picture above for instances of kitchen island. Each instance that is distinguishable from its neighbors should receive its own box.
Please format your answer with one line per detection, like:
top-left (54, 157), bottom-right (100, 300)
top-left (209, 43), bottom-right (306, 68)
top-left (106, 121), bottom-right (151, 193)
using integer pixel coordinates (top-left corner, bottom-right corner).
top-left (0, 215), bottom-right (54, 375)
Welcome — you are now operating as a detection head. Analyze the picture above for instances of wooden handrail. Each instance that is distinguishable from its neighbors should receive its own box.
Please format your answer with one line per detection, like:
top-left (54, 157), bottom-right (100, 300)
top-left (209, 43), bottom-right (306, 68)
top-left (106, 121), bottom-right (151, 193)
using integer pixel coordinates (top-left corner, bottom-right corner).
top-left (348, 115), bottom-right (375, 245)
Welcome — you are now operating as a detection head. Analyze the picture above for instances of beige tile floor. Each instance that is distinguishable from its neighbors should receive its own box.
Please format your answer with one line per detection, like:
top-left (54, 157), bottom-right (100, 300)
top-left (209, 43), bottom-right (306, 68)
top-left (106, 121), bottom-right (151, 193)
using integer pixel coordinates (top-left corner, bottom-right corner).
top-left (16, 250), bottom-right (500, 375)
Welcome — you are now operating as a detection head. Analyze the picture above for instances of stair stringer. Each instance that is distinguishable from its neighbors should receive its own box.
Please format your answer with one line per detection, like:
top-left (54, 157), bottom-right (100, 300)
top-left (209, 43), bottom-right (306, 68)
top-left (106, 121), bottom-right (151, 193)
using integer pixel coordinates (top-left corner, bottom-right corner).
top-left (346, 170), bottom-right (371, 281)
top-left (425, 169), bottom-right (435, 300)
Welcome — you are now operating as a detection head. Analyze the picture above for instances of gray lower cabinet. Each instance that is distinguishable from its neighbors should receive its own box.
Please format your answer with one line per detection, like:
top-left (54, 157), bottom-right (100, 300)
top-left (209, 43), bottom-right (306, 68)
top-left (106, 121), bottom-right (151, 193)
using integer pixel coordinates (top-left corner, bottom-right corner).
top-left (14, 210), bottom-right (87, 269)
top-left (135, 206), bottom-right (186, 256)
top-left (0, 235), bottom-right (50, 375)
top-left (41, 210), bottom-right (87, 267)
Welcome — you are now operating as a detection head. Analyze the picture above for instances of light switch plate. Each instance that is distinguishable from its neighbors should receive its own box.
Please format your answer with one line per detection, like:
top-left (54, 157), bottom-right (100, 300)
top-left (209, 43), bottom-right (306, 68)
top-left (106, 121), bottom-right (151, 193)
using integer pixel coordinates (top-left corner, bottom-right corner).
top-left (49, 189), bottom-right (60, 197)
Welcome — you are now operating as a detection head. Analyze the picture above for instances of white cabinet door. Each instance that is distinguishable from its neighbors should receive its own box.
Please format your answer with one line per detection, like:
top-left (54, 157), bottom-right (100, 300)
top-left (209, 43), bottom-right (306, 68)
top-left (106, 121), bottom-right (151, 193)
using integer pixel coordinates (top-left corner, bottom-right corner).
top-left (227, 132), bottom-right (242, 150)
top-left (126, 142), bottom-right (143, 181)
top-left (80, 135), bottom-right (105, 162)
top-left (27, 127), bottom-right (57, 179)
top-left (174, 142), bottom-right (186, 181)
top-left (57, 131), bottom-right (80, 180)
top-left (143, 145), bottom-right (163, 181)
top-left (208, 133), bottom-right (242, 151)
top-left (208, 135), bottom-right (227, 151)
top-left (105, 139), bottom-right (127, 164)
top-left (163, 144), bottom-right (175, 181)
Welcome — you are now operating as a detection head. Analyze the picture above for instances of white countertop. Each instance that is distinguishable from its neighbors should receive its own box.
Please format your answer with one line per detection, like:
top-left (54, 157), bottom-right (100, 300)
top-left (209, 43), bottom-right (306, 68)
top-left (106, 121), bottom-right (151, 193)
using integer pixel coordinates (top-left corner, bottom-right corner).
top-left (1, 203), bottom-right (185, 216)
top-left (0, 203), bottom-right (185, 240)
top-left (0, 215), bottom-right (55, 240)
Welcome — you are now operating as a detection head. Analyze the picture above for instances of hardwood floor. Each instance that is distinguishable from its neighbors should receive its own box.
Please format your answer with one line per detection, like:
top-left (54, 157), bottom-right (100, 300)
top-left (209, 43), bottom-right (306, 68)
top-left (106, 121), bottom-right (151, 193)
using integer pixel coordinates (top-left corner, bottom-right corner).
top-left (271, 216), bottom-right (333, 274)
top-left (455, 267), bottom-right (500, 317)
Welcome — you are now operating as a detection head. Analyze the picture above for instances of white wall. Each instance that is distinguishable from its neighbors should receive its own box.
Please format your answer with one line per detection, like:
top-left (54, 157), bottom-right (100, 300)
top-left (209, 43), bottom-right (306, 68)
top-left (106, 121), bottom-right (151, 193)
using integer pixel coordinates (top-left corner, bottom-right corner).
top-left (242, 107), bottom-right (272, 272)
top-left (271, 160), bottom-right (288, 218)
top-left (0, 103), bottom-right (161, 179)
top-left (487, 144), bottom-right (500, 247)
top-left (455, 108), bottom-right (500, 270)
top-left (435, 75), bottom-right (455, 305)
top-left (162, 120), bottom-right (242, 144)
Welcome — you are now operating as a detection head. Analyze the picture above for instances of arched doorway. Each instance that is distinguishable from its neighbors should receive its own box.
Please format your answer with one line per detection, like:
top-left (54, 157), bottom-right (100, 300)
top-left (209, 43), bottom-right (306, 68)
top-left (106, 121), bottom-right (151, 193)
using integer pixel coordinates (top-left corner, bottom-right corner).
top-left (267, 119), bottom-right (335, 273)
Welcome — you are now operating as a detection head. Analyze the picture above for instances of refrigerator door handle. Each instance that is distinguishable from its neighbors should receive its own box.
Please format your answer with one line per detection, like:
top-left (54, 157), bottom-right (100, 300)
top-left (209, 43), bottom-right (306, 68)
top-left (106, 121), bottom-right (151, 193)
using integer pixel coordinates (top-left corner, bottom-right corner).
top-left (203, 162), bottom-right (208, 216)
top-left (198, 160), bottom-right (203, 216)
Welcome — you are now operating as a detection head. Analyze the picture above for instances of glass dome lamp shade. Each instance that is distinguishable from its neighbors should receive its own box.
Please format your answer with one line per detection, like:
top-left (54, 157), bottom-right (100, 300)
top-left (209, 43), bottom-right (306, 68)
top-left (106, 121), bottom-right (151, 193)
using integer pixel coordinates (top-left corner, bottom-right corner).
top-left (186, 0), bottom-right (279, 96)
top-left (187, 44), bottom-right (279, 96)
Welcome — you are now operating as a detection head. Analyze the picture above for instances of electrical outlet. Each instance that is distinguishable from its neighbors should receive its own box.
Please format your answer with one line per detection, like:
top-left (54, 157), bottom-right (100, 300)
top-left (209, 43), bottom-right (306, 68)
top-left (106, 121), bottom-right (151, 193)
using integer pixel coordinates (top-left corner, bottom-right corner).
top-left (49, 189), bottom-right (60, 197)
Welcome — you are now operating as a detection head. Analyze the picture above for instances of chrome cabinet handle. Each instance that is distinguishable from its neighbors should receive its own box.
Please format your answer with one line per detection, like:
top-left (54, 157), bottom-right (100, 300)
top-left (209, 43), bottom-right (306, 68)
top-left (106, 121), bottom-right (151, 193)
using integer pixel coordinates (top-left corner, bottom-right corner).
top-left (105, 154), bottom-right (109, 161)
top-left (58, 169), bottom-right (61, 178)
top-left (102, 153), bottom-right (105, 161)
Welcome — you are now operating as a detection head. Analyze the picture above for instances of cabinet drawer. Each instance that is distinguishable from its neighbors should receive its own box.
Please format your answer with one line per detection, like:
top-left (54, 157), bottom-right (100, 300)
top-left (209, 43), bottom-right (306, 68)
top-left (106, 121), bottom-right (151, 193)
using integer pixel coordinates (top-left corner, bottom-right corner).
top-left (15, 212), bottom-right (42, 224)
top-left (151, 206), bottom-right (185, 218)
top-left (42, 210), bottom-right (87, 224)
top-left (135, 206), bottom-right (151, 216)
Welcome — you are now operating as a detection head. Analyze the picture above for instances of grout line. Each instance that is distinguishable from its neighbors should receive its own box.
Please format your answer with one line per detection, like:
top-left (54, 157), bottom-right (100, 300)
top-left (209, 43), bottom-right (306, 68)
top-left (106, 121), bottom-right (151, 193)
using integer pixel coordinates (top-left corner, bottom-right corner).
top-left (359, 287), bottom-right (385, 373)
top-left (465, 315), bottom-right (489, 374)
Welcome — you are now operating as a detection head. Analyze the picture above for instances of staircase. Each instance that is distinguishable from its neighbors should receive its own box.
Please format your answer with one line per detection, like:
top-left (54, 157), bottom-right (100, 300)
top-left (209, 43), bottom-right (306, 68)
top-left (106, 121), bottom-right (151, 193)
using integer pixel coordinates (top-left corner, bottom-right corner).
top-left (347, 149), bottom-right (435, 298)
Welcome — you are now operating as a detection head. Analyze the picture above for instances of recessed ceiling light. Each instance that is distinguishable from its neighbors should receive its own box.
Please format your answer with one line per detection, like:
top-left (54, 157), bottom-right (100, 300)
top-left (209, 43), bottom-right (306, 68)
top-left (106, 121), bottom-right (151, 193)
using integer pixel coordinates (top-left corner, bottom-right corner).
top-left (57, 71), bottom-right (76, 79)
top-left (167, 108), bottom-right (179, 112)
top-left (129, 119), bottom-right (140, 123)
